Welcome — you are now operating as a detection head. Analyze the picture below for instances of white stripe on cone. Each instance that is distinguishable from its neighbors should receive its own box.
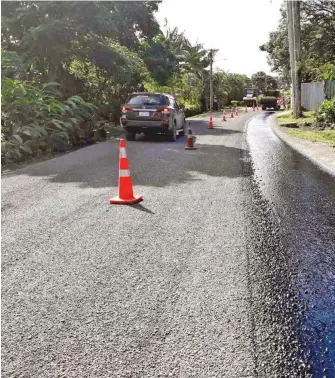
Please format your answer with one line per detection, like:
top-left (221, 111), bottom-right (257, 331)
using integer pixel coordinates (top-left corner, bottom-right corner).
top-left (120, 148), bottom-right (127, 158)
top-left (119, 169), bottom-right (130, 177)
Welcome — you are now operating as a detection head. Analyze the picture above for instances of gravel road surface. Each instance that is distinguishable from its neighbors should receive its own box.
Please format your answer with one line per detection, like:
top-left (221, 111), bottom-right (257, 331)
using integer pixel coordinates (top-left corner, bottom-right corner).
top-left (2, 110), bottom-right (334, 377)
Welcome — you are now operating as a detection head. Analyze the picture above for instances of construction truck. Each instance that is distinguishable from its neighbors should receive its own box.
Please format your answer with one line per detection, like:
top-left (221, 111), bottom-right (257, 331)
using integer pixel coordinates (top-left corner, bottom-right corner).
top-left (243, 88), bottom-right (259, 107)
top-left (260, 90), bottom-right (281, 110)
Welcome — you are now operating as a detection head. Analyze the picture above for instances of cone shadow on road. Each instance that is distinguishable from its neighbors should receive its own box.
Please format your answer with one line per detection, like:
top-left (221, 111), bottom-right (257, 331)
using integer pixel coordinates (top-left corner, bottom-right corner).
top-left (126, 203), bottom-right (155, 214)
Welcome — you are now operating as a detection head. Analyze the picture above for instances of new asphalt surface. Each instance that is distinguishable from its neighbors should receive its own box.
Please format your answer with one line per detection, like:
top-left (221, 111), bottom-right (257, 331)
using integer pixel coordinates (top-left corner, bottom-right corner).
top-left (2, 110), bottom-right (335, 377)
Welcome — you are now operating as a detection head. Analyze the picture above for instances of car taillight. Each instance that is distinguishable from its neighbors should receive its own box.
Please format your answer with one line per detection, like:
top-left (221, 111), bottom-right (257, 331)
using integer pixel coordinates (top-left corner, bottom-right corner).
top-left (121, 106), bottom-right (132, 112)
top-left (157, 107), bottom-right (170, 113)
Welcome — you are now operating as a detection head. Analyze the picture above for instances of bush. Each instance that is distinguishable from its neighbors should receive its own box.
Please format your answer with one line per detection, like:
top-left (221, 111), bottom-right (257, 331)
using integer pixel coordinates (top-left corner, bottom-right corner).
top-left (317, 63), bottom-right (335, 81)
top-left (317, 98), bottom-right (335, 124)
top-left (184, 108), bottom-right (201, 118)
top-left (1, 78), bottom-right (97, 164)
top-left (282, 90), bottom-right (291, 109)
top-left (183, 104), bottom-right (201, 118)
top-left (231, 100), bottom-right (238, 108)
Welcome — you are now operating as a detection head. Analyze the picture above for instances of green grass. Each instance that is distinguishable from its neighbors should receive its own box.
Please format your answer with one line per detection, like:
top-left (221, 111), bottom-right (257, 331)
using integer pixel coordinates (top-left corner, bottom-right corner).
top-left (277, 111), bottom-right (315, 124)
top-left (284, 128), bottom-right (335, 145)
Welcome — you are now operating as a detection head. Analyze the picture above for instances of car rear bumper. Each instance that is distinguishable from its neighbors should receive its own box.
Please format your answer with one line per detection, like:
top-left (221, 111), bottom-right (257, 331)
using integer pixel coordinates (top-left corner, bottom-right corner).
top-left (121, 119), bottom-right (172, 133)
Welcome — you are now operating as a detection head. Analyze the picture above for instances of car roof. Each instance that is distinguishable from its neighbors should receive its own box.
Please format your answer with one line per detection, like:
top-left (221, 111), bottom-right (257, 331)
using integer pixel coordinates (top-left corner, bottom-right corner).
top-left (131, 92), bottom-right (173, 97)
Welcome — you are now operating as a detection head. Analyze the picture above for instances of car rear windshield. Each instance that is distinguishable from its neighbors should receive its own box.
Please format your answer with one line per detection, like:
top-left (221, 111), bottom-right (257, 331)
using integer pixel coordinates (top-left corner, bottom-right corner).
top-left (127, 94), bottom-right (167, 106)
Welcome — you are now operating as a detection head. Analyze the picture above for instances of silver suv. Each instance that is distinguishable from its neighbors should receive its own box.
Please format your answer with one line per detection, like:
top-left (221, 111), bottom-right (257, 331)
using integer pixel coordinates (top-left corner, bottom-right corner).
top-left (120, 92), bottom-right (186, 141)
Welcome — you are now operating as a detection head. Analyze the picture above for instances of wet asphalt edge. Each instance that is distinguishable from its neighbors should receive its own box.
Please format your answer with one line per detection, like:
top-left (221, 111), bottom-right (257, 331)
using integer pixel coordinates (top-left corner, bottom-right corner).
top-left (242, 118), bottom-right (312, 377)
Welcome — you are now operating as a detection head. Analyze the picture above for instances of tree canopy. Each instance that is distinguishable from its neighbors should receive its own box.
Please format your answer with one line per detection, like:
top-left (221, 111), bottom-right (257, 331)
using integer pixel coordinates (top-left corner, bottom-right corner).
top-left (251, 71), bottom-right (278, 92)
top-left (260, 0), bottom-right (335, 85)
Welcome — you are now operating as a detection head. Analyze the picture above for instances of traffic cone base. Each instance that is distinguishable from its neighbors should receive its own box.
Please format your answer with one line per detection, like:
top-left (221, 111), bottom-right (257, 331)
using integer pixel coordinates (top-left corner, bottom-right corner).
top-left (109, 139), bottom-right (143, 205)
top-left (109, 195), bottom-right (143, 205)
top-left (185, 122), bottom-right (197, 150)
top-left (208, 113), bottom-right (214, 129)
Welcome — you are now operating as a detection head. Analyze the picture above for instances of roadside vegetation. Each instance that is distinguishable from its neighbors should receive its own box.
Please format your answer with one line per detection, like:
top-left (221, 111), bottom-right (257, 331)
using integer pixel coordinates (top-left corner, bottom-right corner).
top-left (1, 2), bottom-right (253, 165)
top-left (264, 0), bottom-right (335, 144)
top-left (284, 129), bottom-right (335, 145)
top-left (277, 99), bottom-right (335, 145)
top-left (277, 111), bottom-right (315, 125)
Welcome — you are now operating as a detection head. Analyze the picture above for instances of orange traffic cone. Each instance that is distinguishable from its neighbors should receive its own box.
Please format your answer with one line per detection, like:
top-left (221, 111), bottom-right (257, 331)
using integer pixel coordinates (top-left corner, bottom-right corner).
top-left (109, 139), bottom-right (143, 205)
top-left (223, 110), bottom-right (226, 121)
top-left (185, 122), bottom-right (196, 150)
top-left (235, 108), bottom-right (239, 116)
top-left (231, 109), bottom-right (234, 118)
top-left (208, 112), bottom-right (214, 129)
top-left (245, 105), bottom-right (248, 113)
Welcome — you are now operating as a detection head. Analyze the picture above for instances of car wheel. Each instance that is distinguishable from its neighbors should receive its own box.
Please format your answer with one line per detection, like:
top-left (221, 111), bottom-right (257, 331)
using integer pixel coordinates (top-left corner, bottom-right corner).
top-left (169, 122), bottom-right (177, 142)
top-left (125, 131), bottom-right (136, 141)
top-left (262, 104), bottom-right (267, 111)
top-left (179, 119), bottom-right (186, 136)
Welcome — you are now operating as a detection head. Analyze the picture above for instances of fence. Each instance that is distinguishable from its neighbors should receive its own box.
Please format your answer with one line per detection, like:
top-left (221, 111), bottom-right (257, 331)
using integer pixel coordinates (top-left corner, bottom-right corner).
top-left (325, 80), bottom-right (335, 100)
top-left (301, 80), bottom-right (335, 111)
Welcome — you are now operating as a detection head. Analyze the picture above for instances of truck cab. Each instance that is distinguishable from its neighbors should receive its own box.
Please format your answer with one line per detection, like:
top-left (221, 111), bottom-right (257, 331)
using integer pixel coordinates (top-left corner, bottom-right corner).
top-left (243, 88), bottom-right (259, 107)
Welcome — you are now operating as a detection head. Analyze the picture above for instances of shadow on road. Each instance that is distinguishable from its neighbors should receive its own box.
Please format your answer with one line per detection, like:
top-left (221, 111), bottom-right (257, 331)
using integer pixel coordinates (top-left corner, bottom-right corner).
top-left (3, 118), bottom-right (250, 190)
top-left (126, 203), bottom-right (155, 214)
top-left (192, 126), bottom-right (242, 136)
top-left (130, 120), bottom-right (242, 142)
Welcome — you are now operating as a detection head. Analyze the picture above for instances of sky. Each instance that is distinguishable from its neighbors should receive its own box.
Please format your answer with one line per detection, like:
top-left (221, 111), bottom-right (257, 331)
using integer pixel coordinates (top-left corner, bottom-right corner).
top-left (155, 0), bottom-right (284, 78)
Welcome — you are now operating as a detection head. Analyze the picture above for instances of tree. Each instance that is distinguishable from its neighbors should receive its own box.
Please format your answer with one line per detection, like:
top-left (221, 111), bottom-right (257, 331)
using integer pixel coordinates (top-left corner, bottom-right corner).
top-left (214, 70), bottom-right (252, 106)
top-left (1, 1), bottom-right (160, 85)
top-left (1, 1), bottom-right (162, 162)
top-left (142, 28), bottom-right (211, 112)
top-left (251, 71), bottom-right (267, 93)
top-left (260, 0), bottom-right (335, 83)
top-left (266, 75), bottom-right (278, 90)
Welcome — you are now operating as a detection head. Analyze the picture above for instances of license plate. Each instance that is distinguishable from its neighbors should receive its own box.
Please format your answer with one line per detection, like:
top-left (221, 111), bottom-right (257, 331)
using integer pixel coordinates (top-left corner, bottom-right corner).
top-left (139, 111), bottom-right (150, 117)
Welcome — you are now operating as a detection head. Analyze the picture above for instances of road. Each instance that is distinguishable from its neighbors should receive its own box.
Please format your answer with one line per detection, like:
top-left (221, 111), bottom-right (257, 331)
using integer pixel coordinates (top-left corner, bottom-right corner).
top-left (2, 110), bottom-right (335, 377)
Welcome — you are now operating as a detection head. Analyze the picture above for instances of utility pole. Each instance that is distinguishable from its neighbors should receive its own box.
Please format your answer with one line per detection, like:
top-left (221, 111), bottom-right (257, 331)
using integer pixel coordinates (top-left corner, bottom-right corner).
top-left (287, 0), bottom-right (295, 112)
top-left (287, 0), bottom-right (302, 117)
top-left (209, 49), bottom-right (219, 113)
top-left (209, 49), bottom-right (213, 113)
